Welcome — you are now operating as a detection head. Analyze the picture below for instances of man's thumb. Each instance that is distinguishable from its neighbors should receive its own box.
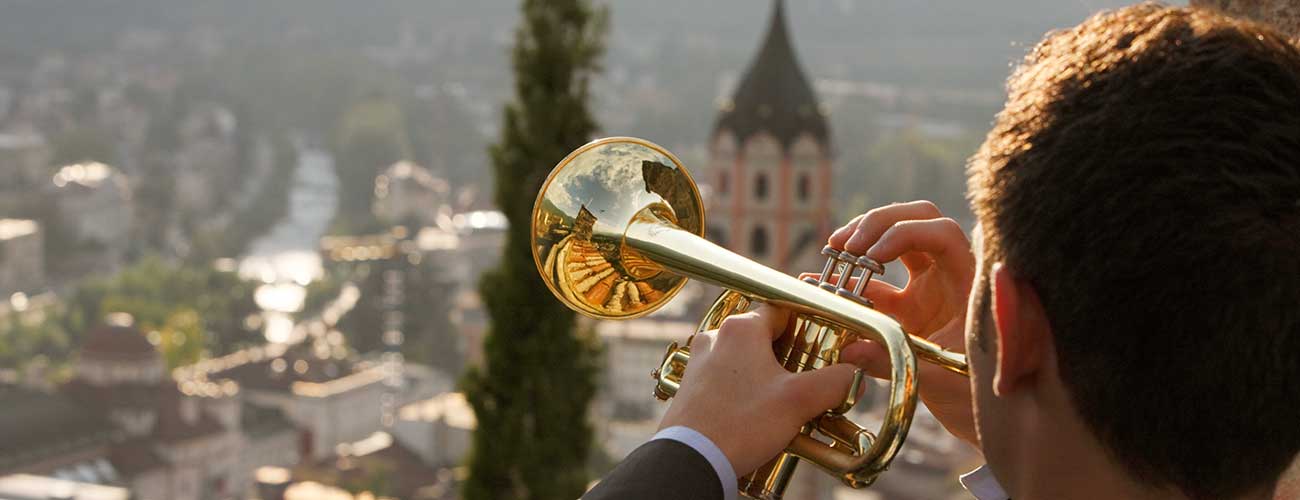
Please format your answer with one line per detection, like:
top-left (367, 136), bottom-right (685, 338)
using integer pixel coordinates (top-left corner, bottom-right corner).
top-left (783, 363), bottom-right (862, 420)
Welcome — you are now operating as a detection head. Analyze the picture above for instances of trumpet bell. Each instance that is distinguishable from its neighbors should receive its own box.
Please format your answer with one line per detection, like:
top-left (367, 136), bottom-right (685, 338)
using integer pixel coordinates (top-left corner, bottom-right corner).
top-left (531, 137), bottom-right (706, 320)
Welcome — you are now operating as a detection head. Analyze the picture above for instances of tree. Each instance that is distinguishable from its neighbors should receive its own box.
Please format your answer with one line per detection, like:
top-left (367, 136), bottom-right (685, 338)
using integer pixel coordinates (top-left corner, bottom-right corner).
top-left (50, 127), bottom-right (115, 167)
top-left (460, 1), bottom-right (607, 498)
top-left (332, 93), bottom-right (410, 230)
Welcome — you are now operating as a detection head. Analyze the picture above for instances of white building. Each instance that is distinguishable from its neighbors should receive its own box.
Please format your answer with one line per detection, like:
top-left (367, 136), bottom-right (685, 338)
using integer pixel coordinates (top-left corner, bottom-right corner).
top-left (174, 103), bottom-right (238, 214)
top-left (391, 392), bottom-right (476, 468)
top-left (0, 131), bottom-right (51, 190)
top-left (591, 315), bottom-right (698, 471)
top-left (596, 318), bottom-right (696, 422)
top-left (179, 341), bottom-right (448, 464)
top-left (373, 161), bottom-right (449, 226)
top-left (0, 219), bottom-right (44, 297)
top-left (50, 162), bottom-right (134, 265)
top-left (0, 474), bottom-right (130, 500)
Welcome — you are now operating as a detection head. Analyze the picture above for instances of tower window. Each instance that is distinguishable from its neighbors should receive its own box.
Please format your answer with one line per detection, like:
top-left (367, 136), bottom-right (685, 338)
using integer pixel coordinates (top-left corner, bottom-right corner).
top-left (708, 224), bottom-right (729, 247)
top-left (718, 171), bottom-right (729, 195)
top-left (755, 173), bottom-right (769, 200)
top-left (751, 225), bottom-right (769, 257)
top-left (797, 174), bottom-right (811, 202)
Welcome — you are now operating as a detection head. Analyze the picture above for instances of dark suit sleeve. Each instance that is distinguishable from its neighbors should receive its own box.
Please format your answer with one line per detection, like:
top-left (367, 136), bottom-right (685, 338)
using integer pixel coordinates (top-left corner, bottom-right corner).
top-left (583, 438), bottom-right (725, 500)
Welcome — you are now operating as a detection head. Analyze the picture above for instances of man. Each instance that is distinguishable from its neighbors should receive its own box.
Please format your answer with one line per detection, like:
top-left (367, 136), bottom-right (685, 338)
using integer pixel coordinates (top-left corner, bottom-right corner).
top-left (584, 4), bottom-right (1300, 500)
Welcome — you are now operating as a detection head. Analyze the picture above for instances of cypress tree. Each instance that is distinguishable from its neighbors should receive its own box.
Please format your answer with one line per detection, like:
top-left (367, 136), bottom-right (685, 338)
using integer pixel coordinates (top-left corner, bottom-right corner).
top-left (461, 1), bottom-right (607, 499)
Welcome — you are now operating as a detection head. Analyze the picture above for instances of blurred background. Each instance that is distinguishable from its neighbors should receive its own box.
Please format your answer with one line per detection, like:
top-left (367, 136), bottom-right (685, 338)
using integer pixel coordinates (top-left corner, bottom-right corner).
top-left (0, 1), bottom-right (1178, 499)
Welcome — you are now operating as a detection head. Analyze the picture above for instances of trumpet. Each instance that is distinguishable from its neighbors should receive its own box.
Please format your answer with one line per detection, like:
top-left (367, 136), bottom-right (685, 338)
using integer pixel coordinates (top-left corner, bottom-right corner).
top-left (530, 137), bottom-right (968, 499)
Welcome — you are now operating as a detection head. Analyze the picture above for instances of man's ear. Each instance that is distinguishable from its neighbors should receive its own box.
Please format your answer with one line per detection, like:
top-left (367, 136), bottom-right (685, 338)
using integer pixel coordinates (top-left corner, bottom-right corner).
top-left (990, 262), bottom-right (1051, 397)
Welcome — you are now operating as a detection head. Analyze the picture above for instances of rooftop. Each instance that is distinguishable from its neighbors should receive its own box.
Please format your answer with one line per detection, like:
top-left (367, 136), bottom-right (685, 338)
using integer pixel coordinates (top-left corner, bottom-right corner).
top-left (52, 162), bottom-right (120, 189)
top-left (0, 474), bottom-right (129, 500)
top-left (192, 341), bottom-right (354, 395)
top-left (0, 132), bottom-right (45, 150)
top-left (714, 0), bottom-right (830, 149)
top-left (0, 385), bottom-right (115, 473)
top-left (398, 392), bottom-right (476, 430)
top-left (375, 160), bottom-right (448, 198)
top-left (0, 219), bottom-right (38, 240)
top-left (241, 401), bottom-right (297, 440)
top-left (79, 317), bottom-right (159, 362)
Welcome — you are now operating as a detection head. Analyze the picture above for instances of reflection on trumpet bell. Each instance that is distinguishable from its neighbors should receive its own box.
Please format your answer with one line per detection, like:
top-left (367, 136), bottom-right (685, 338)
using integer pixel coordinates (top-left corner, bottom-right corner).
top-left (531, 138), bottom-right (704, 320)
top-left (541, 232), bottom-right (668, 316)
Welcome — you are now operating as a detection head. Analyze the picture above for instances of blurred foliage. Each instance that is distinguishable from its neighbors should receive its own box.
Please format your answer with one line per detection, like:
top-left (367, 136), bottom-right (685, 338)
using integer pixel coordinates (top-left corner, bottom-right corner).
top-left (299, 269), bottom-right (344, 321)
top-left (130, 153), bottom-right (179, 255)
top-left (199, 47), bottom-right (400, 134)
top-left (331, 93), bottom-right (411, 231)
top-left (0, 257), bottom-right (262, 374)
top-left (157, 308), bottom-right (205, 368)
top-left (835, 126), bottom-right (981, 225)
top-left (189, 131), bottom-right (299, 263)
top-left (66, 256), bottom-right (262, 368)
top-left (461, 0), bottom-right (607, 498)
top-left (50, 127), bottom-right (116, 167)
top-left (0, 304), bottom-right (73, 378)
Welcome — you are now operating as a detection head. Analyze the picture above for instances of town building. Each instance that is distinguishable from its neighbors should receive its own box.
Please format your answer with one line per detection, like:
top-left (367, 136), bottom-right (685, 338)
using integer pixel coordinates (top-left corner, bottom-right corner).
top-left (391, 392), bottom-right (475, 469)
top-left (49, 161), bottom-right (134, 268)
top-left (373, 160), bottom-right (450, 227)
top-left (0, 315), bottom-right (299, 500)
top-left (0, 130), bottom-right (51, 191)
top-left (706, 0), bottom-right (833, 274)
top-left (175, 339), bottom-right (449, 464)
top-left (593, 316), bottom-right (695, 462)
top-left (0, 219), bottom-right (45, 297)
top-left (0, 474), bottom-right (131, 500)
top-left (174, 103), bottom-right (239, 214)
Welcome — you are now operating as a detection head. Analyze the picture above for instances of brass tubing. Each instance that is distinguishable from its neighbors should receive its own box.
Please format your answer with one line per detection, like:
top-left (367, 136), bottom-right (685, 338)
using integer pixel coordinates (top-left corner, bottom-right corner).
top-left (622, 214), bottom-right (939, 483)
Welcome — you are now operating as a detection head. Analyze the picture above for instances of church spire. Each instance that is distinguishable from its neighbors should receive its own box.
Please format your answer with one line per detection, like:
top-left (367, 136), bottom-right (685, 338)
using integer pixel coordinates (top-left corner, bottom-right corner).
top-left (714, 0), bottom-right (830, 150)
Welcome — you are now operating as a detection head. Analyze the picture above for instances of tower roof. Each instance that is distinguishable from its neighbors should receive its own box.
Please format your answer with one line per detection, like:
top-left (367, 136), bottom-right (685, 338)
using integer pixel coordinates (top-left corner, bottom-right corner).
top-left (715, 0), bottom-right (830, 150)
top-left (80, 322), bottom-right (158, 362)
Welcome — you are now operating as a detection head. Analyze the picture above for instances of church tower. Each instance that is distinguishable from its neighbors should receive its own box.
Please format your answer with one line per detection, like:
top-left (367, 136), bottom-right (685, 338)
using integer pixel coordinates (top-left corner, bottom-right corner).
top-left (708, 0), bottom-right (832, 274)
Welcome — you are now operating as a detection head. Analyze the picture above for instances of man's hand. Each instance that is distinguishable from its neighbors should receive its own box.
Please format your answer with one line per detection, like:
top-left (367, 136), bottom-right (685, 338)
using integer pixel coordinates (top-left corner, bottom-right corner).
top-left (824, 200), bottom-right (980, 447)
top-left (658, 306), bottom-right (860, 477)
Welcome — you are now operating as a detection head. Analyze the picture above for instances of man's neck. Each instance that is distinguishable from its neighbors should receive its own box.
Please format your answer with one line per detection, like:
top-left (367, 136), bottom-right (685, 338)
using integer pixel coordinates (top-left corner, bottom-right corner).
top-left (1002, 401), bottom-right (1184, 499)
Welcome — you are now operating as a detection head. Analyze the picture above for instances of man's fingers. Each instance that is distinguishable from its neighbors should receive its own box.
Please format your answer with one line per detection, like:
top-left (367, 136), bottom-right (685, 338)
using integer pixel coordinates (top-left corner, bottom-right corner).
top-left (839, 340), bottom-right (893, 380)
top-left (866, 218), bottom-right (973, 280)
top-left (752, 305), bottom-right (792, 342)
top-left (842, 201), bottom-right (943, 255)
top-left (690, 330), bottom-right (717, 356)
top-left (828, 214), bottom-right (866, 249)
top-left (717, 305), bottom-right (790, 342)
top-left (781, 364), bottom-right (860, 419)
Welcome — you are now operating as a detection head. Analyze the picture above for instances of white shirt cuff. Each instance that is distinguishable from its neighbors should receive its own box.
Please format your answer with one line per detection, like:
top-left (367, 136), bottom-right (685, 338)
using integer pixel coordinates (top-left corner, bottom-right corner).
top-left (960, 464), bottom-right (1009, 500)
top-left (651, 426), bottom-right (738, 500)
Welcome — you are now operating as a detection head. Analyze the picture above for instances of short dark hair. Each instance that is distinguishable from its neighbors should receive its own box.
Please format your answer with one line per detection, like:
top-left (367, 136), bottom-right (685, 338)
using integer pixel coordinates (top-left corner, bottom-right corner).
top-left (967, 4), bottom-right (1300, 499)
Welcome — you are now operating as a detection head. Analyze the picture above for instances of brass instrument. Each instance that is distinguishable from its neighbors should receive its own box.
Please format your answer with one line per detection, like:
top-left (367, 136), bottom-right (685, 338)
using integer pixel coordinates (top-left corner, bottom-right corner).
top-left (530, 137), bottom-right (968, 499)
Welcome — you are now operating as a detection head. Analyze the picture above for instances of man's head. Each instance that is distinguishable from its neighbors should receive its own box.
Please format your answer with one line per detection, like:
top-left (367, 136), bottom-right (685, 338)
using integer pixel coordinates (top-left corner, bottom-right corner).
top-left (964, 4), bottom-right (1300, 499)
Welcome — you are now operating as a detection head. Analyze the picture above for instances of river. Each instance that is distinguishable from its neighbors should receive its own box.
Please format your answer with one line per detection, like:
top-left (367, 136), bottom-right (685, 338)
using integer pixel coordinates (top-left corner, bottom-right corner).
top-left (237, 147), bottom-right (338, 343)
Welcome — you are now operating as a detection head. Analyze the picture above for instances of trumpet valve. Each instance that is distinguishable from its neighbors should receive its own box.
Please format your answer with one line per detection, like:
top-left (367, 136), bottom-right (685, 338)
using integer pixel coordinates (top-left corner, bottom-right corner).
top-left (813, 247), bottom-right (885, 308)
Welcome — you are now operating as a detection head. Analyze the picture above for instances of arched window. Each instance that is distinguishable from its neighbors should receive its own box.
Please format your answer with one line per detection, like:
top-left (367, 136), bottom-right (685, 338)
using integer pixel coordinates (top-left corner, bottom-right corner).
top-left (755, 173), bottom-right (769, 200)
top-left (751, 225), bottom-right (769, 257)
top-left (718, 171), bottom-right (729, 195)
top-left (797, 173), bottom-right (811, 202)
